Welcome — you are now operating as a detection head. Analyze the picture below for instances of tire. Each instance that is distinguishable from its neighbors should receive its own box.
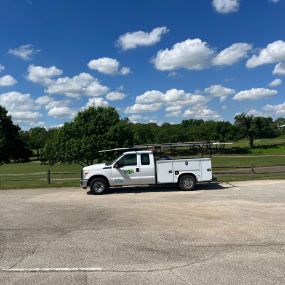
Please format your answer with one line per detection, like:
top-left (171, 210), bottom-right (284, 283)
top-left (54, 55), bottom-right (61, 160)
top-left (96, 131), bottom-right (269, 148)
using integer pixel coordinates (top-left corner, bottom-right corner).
top-left (90, 178), bottom-right (108, 195)
top-left (178, 175), bottom-right (196, 191)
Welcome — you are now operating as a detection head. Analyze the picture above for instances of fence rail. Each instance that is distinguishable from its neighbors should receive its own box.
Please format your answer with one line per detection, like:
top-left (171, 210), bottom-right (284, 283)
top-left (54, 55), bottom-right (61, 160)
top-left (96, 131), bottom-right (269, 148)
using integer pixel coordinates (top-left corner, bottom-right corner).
top-left (1, 166), bottom-right (285, 188)
top-left (213, 165), bottom-right (285, 175)
top-left (0, 169), bottom-right (80, 187)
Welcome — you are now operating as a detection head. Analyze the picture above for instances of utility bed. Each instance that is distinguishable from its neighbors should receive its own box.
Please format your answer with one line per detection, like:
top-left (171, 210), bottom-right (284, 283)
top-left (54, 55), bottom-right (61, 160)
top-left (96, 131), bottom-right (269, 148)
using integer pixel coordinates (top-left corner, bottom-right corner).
top-left (156, 158), bottom-right (212, 183)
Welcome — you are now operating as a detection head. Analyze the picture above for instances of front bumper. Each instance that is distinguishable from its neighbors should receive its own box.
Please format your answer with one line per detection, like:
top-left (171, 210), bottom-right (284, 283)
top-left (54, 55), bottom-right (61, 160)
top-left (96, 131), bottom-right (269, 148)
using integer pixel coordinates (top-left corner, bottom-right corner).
top-left (80, 179), bottom-right (88, 189)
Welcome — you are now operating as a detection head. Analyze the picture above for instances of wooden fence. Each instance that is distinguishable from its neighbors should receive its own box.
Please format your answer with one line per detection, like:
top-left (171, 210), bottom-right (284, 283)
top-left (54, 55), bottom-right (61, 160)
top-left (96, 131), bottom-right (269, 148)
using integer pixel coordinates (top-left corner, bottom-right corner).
top-left (213, 165), bottom-right (285, 176)
top-left (0, 166), bottom-right (285, 188)
top-left (0, 170), bottom-right (80, 188)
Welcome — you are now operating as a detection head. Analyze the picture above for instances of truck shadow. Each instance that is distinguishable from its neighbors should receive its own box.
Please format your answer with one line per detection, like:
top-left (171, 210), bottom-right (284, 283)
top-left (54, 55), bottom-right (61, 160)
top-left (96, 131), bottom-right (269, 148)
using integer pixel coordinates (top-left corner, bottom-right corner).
top-left (87, 182), bottom-right (232, 195)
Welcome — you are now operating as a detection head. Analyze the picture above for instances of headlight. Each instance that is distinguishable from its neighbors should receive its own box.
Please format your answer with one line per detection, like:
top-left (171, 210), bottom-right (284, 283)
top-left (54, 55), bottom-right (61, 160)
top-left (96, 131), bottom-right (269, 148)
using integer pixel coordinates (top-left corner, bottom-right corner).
top-left (83, 170), bottom-right (89, 178)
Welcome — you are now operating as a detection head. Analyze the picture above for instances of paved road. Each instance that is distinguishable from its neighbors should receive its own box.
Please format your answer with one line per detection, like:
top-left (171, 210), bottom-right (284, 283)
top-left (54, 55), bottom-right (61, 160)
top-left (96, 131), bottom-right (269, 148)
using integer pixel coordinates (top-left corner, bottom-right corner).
top-left (0, 180), bottom-right (285, 284)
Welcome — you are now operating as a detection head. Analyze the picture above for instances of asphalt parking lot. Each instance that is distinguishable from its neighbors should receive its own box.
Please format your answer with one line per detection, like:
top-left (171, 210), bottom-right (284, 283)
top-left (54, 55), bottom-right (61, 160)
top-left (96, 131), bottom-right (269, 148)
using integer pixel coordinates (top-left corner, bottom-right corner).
top-left (0, 180), bottom-right (285, 285)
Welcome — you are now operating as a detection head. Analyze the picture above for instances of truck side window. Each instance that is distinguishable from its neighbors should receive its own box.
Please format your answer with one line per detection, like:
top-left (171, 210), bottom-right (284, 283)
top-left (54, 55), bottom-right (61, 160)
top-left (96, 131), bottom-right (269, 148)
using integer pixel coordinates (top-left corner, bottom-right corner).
top-left (141, 154), bottom-right (150, 165)
top-left (118, 154), bottom-right (137, 167)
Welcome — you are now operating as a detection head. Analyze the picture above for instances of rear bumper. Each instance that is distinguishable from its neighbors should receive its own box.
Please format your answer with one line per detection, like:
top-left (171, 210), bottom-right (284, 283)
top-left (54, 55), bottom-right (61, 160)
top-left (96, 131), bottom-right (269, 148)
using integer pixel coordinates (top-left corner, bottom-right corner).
top-left (80, 179), bottom-right (88, 189)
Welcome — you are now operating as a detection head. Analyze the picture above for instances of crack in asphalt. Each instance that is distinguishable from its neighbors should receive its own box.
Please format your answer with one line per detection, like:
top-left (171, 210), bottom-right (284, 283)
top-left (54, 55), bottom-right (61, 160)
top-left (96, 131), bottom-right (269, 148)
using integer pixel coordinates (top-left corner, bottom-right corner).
top-left (170, 269), bottom-right (191, 285)
top-left (8, 247), bottom-right (38, 270)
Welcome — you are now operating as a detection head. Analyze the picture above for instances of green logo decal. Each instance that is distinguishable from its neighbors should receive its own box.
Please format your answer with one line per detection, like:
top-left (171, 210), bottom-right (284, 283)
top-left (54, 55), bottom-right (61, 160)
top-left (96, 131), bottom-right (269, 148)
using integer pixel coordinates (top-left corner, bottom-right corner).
top-left (123, 169), bottom-right (134, 175)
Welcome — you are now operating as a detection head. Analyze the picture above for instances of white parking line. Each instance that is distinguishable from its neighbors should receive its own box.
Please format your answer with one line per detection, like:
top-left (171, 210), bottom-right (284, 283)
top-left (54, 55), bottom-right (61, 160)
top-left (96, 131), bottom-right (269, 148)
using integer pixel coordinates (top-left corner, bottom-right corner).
top-left (0, 267), bottom-right (102, 272)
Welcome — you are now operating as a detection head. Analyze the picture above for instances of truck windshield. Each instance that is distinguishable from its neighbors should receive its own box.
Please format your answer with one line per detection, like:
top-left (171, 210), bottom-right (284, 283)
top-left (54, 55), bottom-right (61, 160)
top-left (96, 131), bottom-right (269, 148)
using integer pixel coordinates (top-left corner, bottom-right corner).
top-left (105, 155), bottom-right (121, 166)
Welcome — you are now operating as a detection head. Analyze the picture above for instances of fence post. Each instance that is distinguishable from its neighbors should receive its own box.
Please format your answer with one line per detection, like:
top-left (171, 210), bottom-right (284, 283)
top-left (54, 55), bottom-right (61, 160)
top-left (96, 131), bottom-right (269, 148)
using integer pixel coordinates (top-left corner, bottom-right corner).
top-left (47, 169), bottom-right (51, 184)
top-left (251, 164), bottom-right (255, 177)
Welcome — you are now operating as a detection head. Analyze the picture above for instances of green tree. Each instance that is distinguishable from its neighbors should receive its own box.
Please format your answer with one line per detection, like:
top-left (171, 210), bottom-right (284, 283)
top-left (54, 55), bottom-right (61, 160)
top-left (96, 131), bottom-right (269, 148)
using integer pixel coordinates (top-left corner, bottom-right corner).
top-left (42, 107), bottom-right (134, 165)
top-left (28, 127), bottom-right (48, 160)
top-left (234, 113), bottom-right (277, 148)
top-left (0, 106), bottom-right (32, 163)
top-left (182, 120), bottom-right (237, 142)
top-left (275, 117), bottom-right (285, 135)
top-left (131, 123), bottom-right (157, 144)
top-left (156, 123), bottom-right (188, 143)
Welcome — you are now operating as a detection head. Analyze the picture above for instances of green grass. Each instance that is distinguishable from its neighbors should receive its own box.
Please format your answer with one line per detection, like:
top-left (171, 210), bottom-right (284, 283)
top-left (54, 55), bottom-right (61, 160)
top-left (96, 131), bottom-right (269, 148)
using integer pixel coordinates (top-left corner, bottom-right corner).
top-left (223, 137), bottom-right (285, 154)
top-left (212, 155), bottom-right (285, 169)
top-left (216, 172), bottom-right (285, 182)
top-left (1, 135), bottom-right (285, 189)
top-left (0, 162), bottom-right (82, 189)
top-left (0, 161), bottom-right (82, 174)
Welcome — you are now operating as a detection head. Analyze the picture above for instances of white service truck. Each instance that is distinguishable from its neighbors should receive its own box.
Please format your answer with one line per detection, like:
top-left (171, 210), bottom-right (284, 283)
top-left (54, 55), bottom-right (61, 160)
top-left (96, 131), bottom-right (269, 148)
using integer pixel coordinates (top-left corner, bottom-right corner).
top-left (80, 150), bottom-right (213, 194)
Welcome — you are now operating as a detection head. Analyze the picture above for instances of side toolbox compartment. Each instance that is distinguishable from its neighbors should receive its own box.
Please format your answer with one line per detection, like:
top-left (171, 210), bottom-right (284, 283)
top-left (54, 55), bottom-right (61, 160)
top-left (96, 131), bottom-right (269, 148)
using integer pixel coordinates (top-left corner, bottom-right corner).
top-left (201, 158), bottom-right (212, 181)
top-left (172, 160), bottom-right (201, 182)
top-left (156, 161), bottom-right (174, 183)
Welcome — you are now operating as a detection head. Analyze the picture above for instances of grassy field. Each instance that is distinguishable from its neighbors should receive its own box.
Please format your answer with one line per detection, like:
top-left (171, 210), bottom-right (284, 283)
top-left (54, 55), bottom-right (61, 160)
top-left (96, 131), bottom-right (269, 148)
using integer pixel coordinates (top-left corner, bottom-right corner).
top-left (212, 155), bottom-right (285, 168)
top-left (0, 162), bottom-right (82, 189)
top-left (222, 135), bottom-right (285, 154)
top-left (216, 173), bottom-right (285, 182)
top-left (1, 136), bottom-right (285, 189)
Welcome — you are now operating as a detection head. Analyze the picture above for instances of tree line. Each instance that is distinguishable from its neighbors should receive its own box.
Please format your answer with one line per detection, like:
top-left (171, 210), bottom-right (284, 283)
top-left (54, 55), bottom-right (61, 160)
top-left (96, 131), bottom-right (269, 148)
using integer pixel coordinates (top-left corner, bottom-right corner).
top-left (1, 105), bottom-right (285, 165)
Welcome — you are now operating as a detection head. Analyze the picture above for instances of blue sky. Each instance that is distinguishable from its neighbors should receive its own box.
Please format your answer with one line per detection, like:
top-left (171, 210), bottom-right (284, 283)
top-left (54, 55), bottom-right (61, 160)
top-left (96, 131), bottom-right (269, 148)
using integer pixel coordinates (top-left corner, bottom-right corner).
top-left (0, 0), bottom-right (285, 129)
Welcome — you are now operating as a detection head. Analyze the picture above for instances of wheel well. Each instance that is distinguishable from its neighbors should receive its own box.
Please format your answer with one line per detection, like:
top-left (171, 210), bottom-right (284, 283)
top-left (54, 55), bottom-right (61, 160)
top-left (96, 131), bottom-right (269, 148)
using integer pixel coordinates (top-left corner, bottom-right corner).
top-left (88, 175), bottom-right (109, 187)
top-left (178, 173), bottom-right (197, 183)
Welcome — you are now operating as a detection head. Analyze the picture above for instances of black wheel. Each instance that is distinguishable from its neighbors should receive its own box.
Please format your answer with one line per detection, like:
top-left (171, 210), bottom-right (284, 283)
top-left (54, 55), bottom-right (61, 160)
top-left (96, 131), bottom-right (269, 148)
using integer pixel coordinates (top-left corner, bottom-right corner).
top-left (178, 175), bottom-right (196, 191)
top-left (90, 178), bottom-right (108, 195)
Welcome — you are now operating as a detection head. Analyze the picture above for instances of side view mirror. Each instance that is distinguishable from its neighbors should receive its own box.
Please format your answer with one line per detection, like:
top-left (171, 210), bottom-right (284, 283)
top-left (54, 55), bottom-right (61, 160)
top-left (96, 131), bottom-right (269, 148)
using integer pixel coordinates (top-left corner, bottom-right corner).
top-left (114, 163), bottom-right (120, 168)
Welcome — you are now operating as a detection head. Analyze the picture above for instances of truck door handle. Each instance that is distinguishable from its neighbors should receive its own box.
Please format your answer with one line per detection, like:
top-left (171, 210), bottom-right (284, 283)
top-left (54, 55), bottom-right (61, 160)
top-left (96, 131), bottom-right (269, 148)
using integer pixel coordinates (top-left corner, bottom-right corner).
top-left (136, 168), bottom-right (140, 172)
top-left (169, 170), bottom-right (173, 173)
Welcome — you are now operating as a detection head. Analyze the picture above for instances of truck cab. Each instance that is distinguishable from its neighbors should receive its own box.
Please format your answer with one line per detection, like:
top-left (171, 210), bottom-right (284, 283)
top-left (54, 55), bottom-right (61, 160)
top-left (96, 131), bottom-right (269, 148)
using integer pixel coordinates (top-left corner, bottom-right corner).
top-left (109, 150), bottom-right (155, 186)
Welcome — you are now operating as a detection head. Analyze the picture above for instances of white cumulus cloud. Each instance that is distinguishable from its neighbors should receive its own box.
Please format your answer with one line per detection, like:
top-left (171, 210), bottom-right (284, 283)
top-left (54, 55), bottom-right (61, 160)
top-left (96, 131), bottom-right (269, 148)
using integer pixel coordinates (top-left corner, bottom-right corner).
top-left (204, 84), bottom-right (235, 102)
top-left (27, 65), bottom-right (63, 85)
top-left (45, 73), bottom-right (109, 98)
top-left (8, 44), bottom-right (40, 60)
top-left (153, 39), bottom-right (214, 71)
top-left (128, 114), bottom-right (142, 123)
top-left (212, 43), bottom-right (252, 66)
top-left (48, 106), bottom-right (75, 119)
top-left (268, 78), bottom-right (282, 87)
top-left (126, 88), bottom-right (209, 116)
top-left (263, 102), bottom-right (285, 116)
top-left (183, 108), bottom-right (222, 121)
top-left (273, 62), bottom-right (285, 76)
top-left (136, 89), bottom-right (208, 106)
top-left (105, 92), bottom-right (127, 101)
top-left (0, 91), bottom-right (38, 111)
top-left (87, 57), bottom-right (131, 75)
top-left (0, 75), bottom-right (17, 86)
top-left (125, 103), bottom-right (162, 114)
top-left (9, 111), bottom-right (42, 122)
top-left (212, 0), bottom-right (240, 14)
top-left (136, 90), bottom-right (164, 104)
top-left (233, 88), bottom-right (277, 100)
top-left (86, 97), bottom-right (109, 108)
top-left (35, 95), bottom-right (70, 110)
top-left (0, 91), bottom-right (41, 123)
top-left (165, 106), bottom-right (182, 112)
top-left (166, 111), bottom-right (183, 117)
top-left (117, 26), bottom-right (169, 50)
top-left (246, 40), bottom-right (285, 68)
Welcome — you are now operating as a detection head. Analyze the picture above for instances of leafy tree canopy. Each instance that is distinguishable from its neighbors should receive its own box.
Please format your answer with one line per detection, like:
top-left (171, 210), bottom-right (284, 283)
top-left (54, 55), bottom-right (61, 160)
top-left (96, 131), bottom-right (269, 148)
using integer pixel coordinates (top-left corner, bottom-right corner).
top-left (0, 106), bottom-right (32, 163)
top-left (42, 107), bottom-right (134, 165)
top-left (234, 113), bottom-right (277, 148)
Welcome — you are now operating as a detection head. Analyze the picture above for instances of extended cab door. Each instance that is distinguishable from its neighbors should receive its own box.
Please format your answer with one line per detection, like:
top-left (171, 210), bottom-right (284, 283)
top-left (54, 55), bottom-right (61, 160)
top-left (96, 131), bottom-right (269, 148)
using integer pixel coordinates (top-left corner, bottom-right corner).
top-left (139, 153), bottom-right (156, 185)
top-left (111, 153), bottom-right (140, 186)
